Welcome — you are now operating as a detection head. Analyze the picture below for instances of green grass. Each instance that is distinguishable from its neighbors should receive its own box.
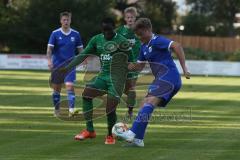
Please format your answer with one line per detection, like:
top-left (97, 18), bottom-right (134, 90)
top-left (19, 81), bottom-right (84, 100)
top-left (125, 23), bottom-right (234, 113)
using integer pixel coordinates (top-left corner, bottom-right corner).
top-left (0, 70), bottom-right (240, 160)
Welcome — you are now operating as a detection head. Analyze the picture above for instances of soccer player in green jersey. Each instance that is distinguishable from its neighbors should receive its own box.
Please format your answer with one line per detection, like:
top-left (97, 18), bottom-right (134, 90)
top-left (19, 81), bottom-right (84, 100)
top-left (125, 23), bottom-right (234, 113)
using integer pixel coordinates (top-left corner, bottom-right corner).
top-left (64, 18), bottom-right (133, 144)
top-left (116, 7), bottom-right (141, 117)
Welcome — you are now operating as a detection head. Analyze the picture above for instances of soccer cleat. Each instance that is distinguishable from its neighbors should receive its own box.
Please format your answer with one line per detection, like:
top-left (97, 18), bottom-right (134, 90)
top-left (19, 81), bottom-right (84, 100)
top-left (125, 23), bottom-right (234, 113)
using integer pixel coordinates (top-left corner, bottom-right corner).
top-left (104, 135), bottom-right (116, 144)
top-left (115, 130), bottom-right (135, 142)
top-left (74, 129), bottom-right (96, 140)
top-left (53, 109), bottom-right (60, 117)
top-left (123, 138), bottom-right (144, 147)
top-left (68, 109), bottom-right (80, 117)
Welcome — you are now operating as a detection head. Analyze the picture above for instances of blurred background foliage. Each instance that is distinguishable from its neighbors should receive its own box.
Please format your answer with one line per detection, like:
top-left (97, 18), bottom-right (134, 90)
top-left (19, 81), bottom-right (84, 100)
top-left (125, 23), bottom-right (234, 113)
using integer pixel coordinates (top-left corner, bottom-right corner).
top-left (0, 0), bottom-right (240, 61)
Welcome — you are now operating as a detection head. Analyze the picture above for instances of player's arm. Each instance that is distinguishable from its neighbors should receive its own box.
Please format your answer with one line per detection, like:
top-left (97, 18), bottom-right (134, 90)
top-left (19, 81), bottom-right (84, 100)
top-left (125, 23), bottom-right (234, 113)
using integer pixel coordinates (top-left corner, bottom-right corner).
top-left (170, 42), bottom-right (190, 79)
top-left (77, 47), bottom-right (83, 54)
top-left (47, 32), bottom-right (55, 71)
top-left (46, 46), bottom-right (53, 70)
top-left (65, 36), bottom-right (96, 71)
top-left (76, 32), bottom-right (84, 54)
top-left (128, 61), bottom-right (145, 71)
top-left (128, 46), bottom-right (146, 71)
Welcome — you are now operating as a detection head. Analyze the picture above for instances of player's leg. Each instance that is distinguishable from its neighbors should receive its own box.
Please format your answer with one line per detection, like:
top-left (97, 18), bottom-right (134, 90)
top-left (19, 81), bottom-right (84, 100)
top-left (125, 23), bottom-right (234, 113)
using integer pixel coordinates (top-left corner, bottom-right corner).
top-left (50, 68), bottom-right (64, 116)
top-left (104, 77), bottom-right (126, 144)
top-left (64, 70), bottom-right (76, 114)
top-left (124, 77), bottom-right (137, 117)
top-left (51, 83), bottom-right (62, 116)
top-left (75, 77), bottom-right (107, 140)
top-left (105, 94), bottom-right (119, 144)
top-left (116, 77), bottom-right (181, 147)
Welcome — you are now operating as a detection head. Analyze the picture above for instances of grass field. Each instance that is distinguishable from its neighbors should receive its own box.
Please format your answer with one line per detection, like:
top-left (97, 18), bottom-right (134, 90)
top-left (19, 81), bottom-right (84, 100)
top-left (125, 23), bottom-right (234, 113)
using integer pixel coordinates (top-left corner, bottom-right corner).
top-left (0, 70), bottom-right (240, 160)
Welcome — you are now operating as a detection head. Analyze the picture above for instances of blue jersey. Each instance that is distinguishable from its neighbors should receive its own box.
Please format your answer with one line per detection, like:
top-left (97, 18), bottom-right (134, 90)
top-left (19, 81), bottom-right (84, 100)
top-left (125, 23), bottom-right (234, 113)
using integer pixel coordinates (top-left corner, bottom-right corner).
top-left (48, 28), bottom-right (83, 66)
top-left (138, 34), bottom-right (178, 77)
top-left (138, 34), bottom-right (182, 107)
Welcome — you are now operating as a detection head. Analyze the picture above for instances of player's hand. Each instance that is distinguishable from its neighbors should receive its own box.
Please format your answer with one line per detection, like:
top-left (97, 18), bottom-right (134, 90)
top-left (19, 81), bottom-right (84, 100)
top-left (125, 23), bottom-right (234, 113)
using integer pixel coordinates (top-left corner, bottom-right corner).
top-left (184, 71), bottom-right (191, 79)
top-left (48, 60), bottom-right (53, 71)
top-left (128, 63), bottom-right (135, 71)
top-left (58, 67), bottom-right (68, 74)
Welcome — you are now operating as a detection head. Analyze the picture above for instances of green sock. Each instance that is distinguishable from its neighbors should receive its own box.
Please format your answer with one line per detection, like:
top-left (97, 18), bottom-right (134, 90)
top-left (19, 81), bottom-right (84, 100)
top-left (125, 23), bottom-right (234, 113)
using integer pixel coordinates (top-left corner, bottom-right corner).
top-left (82, 97), bottom-right (94, 132)
top-left (127, 90), bottom-right (136, 107)
top-left (107, 111), bottom-right (117, 136)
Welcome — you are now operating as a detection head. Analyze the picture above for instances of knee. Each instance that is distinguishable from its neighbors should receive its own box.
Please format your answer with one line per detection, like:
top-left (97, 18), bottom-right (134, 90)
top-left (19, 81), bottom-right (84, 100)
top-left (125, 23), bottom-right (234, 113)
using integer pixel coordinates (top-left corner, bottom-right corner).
top-left (53, 84), bottom-right (62, 93)
top-left (65, 83), bottom-right (74, 91)
top-left (142, 96), bottom-right (160, 107)
top-left (82, 90), bottom-right (91, 99)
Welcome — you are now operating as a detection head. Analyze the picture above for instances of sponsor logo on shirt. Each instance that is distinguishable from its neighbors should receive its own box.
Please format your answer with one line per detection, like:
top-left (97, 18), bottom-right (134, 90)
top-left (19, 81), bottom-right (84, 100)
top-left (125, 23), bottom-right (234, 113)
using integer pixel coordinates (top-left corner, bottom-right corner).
top-left (71, 37), bottom-right (75, 42)
top-left (148, 46), bottom-right (152, 53)
top-left (104, 41), bottom-right (118, 53)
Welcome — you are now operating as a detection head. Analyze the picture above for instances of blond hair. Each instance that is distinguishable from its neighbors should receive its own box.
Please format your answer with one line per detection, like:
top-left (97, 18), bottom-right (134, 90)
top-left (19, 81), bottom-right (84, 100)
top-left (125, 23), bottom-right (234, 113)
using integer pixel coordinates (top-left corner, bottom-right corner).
top-left (124, 7), bottom-right (138, 17)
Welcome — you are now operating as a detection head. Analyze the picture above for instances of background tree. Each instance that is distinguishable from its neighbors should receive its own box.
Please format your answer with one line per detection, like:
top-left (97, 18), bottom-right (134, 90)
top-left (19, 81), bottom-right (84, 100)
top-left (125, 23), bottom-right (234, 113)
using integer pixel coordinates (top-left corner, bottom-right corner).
top-left (183, 0), bottom-right (240, 37)
top-left (139, 0), bottom-right (177, 34)
top-left (1, 0), bottom-right (113, 53)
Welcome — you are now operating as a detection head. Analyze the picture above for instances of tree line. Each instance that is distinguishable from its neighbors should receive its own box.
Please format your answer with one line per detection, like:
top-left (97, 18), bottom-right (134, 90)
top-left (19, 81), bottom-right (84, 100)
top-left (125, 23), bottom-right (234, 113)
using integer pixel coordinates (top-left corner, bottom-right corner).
top-left (0, 0), bottom-right (239, 53)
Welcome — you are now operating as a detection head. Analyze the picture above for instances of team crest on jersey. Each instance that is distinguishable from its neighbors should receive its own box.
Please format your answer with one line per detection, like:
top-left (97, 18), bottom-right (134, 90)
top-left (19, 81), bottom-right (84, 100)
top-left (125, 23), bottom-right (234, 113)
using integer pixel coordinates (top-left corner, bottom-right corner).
top-left (119, 41), bottom-right (131, 51)
top-left (148, 46), bottom-right (152, 53)
top-left (104, 41), bottom-right (118, 53)
top-left (71, 37), bottom-right (75, 42)
top-left (59, 37), bottom-right (62, 40)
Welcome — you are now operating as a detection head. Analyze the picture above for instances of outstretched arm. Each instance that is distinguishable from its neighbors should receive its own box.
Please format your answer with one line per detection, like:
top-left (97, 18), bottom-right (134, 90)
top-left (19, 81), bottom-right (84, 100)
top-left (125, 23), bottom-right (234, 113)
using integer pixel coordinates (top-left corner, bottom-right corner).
top-left (65, 37), bottom-right (96, 71)
top-left (171, 42), bottom-right (190, 79)
top-left (65, 53), bottom-right (88, 71)
top-left (128, 62), bottom-right (146, 72)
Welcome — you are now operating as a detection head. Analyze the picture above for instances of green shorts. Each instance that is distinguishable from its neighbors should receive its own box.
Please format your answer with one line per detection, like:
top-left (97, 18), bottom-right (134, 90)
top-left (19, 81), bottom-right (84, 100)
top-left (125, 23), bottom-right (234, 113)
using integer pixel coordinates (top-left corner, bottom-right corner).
top-left (86, 76), bottom-right (125, 100)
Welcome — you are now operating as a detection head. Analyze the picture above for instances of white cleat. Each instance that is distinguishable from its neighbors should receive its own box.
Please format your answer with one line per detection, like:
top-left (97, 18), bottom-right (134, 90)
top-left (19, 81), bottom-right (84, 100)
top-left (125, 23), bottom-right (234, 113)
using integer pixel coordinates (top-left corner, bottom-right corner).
top-left (123, 138), bottom-right (144, 147)
top-left (115, 130), bottom-right (136, 142)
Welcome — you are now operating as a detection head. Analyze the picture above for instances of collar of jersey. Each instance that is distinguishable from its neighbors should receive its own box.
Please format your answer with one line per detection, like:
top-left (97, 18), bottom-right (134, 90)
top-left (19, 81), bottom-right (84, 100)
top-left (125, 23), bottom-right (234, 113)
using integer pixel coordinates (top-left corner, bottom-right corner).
top-left (60, 28), bottom-right (72, 36)
top-left (103, 33), bottom-right (118, 40)
top-left (146, 33), bottom-right (156, 47)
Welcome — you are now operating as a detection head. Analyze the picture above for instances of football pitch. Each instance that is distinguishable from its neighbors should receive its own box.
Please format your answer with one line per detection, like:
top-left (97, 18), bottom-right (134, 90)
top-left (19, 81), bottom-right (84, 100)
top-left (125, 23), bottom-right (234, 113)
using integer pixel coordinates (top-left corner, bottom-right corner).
top-left (0, 70), bottom-right (240, 160)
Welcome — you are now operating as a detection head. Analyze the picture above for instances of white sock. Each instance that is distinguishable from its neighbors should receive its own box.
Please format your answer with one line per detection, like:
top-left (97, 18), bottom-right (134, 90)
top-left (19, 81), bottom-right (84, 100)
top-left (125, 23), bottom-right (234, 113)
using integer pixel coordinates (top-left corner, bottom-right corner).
top-left (127, 130), bottom-right (136, 137)
top-left (69, 108), bottom-right (74, 113)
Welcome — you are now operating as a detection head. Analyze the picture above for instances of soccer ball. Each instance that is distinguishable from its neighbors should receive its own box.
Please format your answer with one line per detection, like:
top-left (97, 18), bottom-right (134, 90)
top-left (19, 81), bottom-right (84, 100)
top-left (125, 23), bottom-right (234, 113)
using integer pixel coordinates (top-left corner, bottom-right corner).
top-left (112, 122), bottom-right (128, 137)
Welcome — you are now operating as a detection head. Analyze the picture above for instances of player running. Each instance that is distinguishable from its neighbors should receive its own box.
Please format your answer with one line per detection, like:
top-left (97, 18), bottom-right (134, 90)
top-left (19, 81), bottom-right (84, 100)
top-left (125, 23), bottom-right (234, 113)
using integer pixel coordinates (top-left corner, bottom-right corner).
top-left (116, 7), bottom-right (141, 117)
top-left (64, 18), bottom-right (133, 144)
top-left (47, 12), bottom-right (83, 116)
top-left (114, 18), bottom-right (190, 147)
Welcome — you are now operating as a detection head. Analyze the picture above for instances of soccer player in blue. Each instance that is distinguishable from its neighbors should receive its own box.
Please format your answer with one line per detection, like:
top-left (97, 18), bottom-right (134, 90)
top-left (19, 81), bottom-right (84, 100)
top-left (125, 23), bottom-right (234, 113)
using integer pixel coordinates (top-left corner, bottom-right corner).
top-left (46, 12), bottom-right (83, 116)
top-left (114, 18), bottom-right (190, 147)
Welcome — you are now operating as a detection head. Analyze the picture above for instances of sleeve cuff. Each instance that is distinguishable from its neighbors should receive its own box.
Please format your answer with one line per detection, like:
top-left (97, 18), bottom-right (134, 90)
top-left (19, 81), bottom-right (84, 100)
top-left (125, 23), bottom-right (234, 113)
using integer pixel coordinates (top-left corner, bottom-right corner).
top-left (168, 41), bottom-right (174, 52)
top-left (137, 60), bottom-right (147, 63)
top-left (48, 44), bottom-right (54, 47)
top-left (77, 45), bottom-right (83, 48)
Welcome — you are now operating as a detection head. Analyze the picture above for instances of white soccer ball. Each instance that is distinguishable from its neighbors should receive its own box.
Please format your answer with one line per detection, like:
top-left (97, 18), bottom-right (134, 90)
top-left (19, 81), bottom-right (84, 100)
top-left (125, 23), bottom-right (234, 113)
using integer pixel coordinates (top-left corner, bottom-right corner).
top-left (112, 122), bottom-right (128, 137)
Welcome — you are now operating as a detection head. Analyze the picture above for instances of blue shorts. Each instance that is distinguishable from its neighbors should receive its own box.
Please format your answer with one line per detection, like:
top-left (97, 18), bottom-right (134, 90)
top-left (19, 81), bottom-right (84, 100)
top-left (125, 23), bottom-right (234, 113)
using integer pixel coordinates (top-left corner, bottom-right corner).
top-left (147, 69), bottom-right (182, 107)
top-left (50, 60), bottom-right (76, 84)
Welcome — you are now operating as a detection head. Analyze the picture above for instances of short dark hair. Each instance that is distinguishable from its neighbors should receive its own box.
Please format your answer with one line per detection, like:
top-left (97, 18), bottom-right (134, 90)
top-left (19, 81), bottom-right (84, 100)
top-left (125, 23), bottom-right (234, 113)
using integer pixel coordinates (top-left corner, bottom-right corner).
top-left (60, 11), bottom-right (72, 19)
top-left (101, 17), bottom-right (115, 28)
top-left (133, 18), bottom-right (152, 31)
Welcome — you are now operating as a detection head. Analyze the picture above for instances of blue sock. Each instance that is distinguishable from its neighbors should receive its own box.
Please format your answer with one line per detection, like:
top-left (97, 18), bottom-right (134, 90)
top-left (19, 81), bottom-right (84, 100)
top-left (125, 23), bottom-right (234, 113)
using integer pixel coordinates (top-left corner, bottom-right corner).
top-left (67, 90), bottom-right (75, 109)
top-left (130, 103), bottom-right (154, 139)
top-left (52, 91), bottom-right (60, 110)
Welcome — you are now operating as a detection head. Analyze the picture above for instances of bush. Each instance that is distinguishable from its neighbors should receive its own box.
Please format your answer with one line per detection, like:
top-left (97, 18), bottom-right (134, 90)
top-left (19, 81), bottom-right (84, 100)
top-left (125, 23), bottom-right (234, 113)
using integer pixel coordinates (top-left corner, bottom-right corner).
top-left (177, 47), bottom-right (239, 61)
top-left (228, 50), bottom-right (240, 61)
